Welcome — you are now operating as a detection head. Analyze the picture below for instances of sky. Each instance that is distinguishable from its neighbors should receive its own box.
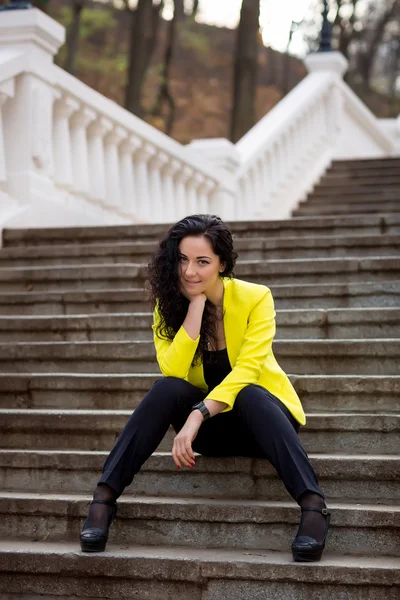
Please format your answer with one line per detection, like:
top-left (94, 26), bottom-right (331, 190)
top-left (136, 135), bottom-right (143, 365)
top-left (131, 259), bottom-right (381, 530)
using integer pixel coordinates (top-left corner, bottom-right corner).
top-left (195, 0), bottom-right (315, 55)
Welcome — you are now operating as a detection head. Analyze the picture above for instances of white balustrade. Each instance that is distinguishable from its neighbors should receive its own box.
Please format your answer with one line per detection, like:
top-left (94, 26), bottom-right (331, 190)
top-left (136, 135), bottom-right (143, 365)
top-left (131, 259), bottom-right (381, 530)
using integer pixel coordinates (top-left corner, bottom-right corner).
top-left (70, 106), bottom-right (96, 197)
top-left (53, 95), bottom-right (79, 189)
top-left (0, 92), bottom-right (8, 186)
top-left (0, 9), bottom-right (396, 229)
top-left (119, 135), bottom-right (141, 215)
top-left (87, 116), bottom-right (112, 205)
top-left (104, 126), bottom-right (127, 208)
top-left (134, 143), bottom-right (156, 222)
top-left (149, 151), bottom-right (169, 222)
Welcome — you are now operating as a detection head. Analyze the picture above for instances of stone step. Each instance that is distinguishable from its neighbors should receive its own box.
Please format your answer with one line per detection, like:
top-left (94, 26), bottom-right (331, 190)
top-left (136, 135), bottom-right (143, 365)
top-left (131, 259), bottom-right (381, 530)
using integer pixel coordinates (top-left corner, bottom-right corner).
top-left (0, 409), bottom-right (397, 454)
top-left (0, 339), bottom-right (398, 375)
top-left (0, 373), bottom-right (398, 413)
top-left (0, 449), bottom-right (398, 503)
top-left (1, 307), bottom-right (399, 342)
top-left (0, 281), bottom-right (398, 315)
top-left (0, 492), bottom-right (399, 557)
top-left (3, 214), bottom-right (400, 246)
top-left (1, 540), bottom-right (398, 600)
top-left (330, 157), bottom-right (400, 169)
top-left (1, 233), bottom-right (399, 267)
top-left (309, 191), bottom-right (399, 202)
top-left (316, 176), bottom-right (400, 188)
top-left (293, 203), bottom-right (400, 216)
top-left (324, 168), bottom-right (400, 181)
top-left (0, 256), bottom-right (398, 293)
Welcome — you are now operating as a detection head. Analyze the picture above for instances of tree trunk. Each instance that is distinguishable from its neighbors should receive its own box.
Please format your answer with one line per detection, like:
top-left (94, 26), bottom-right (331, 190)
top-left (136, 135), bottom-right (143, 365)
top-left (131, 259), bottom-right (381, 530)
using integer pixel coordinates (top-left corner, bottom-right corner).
top-left (230, 0), bottom-right (261, 143)
top-left (125, 0), bottom-right (163, 117)
top-left (151, 0), bottom-right (184, 134)
top-left (192, 0), bottom-right (200, 16)
top-left (64, 0), bottom-right (85, 76)
top-left (358, 0), bottom-right (399, 91)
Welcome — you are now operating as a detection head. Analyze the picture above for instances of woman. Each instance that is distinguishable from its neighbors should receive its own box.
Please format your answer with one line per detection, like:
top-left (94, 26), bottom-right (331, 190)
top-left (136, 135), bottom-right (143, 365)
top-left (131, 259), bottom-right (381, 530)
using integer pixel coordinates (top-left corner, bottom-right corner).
top-left (80, 214), bottom-right (330, 562)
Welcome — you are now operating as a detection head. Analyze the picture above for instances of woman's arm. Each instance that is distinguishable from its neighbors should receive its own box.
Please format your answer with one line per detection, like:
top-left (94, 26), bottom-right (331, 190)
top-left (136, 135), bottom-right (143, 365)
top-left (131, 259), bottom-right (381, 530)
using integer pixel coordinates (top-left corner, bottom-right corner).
top-left (152, 293), bottom-right (207, 379)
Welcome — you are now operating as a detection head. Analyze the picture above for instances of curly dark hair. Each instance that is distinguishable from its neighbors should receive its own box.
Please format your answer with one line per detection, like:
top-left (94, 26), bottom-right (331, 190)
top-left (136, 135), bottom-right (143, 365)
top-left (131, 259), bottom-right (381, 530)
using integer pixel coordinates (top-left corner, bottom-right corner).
top-left (147, 214), bottom-right (238, 367)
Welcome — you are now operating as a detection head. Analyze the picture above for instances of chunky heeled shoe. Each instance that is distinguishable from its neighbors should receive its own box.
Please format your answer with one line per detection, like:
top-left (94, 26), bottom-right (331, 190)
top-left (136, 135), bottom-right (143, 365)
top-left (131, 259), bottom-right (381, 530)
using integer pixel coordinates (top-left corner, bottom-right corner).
top-left (291, 506), bottom-right (331, 562)
top-left (80, 499), bottom-right (117, 553)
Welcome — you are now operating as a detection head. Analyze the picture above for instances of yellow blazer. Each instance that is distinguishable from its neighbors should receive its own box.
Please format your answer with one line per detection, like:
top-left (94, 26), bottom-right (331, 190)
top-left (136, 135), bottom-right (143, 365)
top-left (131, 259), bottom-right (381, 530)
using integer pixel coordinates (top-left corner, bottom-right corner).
top-left (152, 277), bottom-right (306, 426)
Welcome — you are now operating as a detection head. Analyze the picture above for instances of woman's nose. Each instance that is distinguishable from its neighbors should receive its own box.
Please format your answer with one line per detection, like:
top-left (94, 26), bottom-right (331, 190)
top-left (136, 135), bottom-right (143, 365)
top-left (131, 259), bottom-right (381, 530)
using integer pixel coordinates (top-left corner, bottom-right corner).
top-left (185, 263), bottom-right (197, 276)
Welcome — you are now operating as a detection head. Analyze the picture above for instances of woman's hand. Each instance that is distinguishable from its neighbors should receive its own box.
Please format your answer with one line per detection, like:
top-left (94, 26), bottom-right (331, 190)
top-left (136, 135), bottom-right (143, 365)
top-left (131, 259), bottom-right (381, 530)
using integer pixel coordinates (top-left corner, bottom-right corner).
top-left (180, 287), bottom-right (207, 305)
top-left (172, 410), bottom-right (203, 468)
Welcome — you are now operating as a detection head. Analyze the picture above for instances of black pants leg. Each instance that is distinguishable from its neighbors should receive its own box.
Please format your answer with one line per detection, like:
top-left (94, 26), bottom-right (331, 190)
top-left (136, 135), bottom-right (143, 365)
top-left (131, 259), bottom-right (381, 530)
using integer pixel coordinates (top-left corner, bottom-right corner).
top-left (232, 384), bottom-right (324, 502)
top-left (98, 377), bottom-right (204, 497)
top-left (98, 377), bottom-right (323, 504)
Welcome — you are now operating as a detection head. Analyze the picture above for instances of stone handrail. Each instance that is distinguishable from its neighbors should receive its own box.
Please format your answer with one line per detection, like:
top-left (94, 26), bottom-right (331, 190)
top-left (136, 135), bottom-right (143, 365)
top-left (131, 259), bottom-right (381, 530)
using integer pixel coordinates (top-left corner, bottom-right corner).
top-left (0, 9), bottom-right (397, 230)
top-left (232, 53), bottom-right (395, 220)
top-left (0, 8), bottom-right (233, 230)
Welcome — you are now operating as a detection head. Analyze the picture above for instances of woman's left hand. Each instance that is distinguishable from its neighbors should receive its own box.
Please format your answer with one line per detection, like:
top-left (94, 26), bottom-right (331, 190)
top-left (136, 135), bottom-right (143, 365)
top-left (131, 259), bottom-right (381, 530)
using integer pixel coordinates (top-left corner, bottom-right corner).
top-left (172, 411), bottom-right (203, 469)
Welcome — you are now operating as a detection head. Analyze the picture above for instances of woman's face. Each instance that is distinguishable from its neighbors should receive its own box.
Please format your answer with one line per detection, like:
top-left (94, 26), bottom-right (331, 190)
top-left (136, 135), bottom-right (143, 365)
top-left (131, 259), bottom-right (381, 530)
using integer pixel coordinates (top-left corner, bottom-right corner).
top-left (178, 235), bottom-right (225, 296)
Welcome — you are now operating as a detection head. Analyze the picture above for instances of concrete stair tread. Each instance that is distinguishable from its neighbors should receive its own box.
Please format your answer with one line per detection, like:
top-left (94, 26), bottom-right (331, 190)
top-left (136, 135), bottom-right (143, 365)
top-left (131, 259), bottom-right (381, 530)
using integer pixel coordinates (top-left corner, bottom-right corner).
top-left (0, 448), bottom-right (398, 473)
top-left (1, 233), bottom-right (398, 259)
top-left (0, 306), bottom-right (398, 326)
top-left (1, 490), bottom-right (399, 511)
top-left (4, 213), bottom-right (400, 246)
top-left (0, 408), bottom-right (397, 429)
top-left (1, 538), bottom-right (399, 583)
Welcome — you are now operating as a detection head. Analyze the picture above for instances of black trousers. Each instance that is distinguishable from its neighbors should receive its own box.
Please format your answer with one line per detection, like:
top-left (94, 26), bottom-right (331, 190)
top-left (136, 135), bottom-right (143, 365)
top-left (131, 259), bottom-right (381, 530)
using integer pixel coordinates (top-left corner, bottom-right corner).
top-left (98, 376), bottom-right (324, 503)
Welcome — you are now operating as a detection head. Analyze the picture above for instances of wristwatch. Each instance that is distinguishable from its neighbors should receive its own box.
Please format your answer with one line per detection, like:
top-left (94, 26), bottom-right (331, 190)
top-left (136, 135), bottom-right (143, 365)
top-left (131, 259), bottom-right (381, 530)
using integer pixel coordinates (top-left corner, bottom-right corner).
top-left (192, 401), bottom-right (211, 421)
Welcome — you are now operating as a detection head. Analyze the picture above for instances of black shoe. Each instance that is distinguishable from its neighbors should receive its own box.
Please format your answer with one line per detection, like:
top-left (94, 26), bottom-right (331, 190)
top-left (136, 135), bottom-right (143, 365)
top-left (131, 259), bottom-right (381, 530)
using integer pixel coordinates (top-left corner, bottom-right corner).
top-left (80, 499), bottom-right (117, 553)
top-left (291, 506), bottom-right (331, 562)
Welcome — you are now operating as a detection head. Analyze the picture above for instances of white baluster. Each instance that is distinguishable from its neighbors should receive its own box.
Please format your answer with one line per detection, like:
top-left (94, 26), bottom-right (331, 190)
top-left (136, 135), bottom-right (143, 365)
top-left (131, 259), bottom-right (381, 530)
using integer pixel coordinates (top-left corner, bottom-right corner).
top-left (53, 95), bottom-right (79, 189)
top-left (0, 92), bottom-right (8, 185)
top-left (120, 135), bottom-right (141, 216)
top-left (192, 173), bottom-right (205, 214)
top-left (198, 177), bottom-right (214, 215)
top-left (104, 126), bottom-right (127, 208)
top-left (186, 168), bottom-right (198, 214)
top-left (149, 151), bottom-right (169, 222)
top-left (70, 106), bottom-right (96, 197)
top-left (161, 157), bottom-right (180, 223)
top-left (134, 143), bottom-right (156, 222)
top-left (174, 162), bottom-right (191, 219)
top-left (87, 116), bottom-right (112, 204)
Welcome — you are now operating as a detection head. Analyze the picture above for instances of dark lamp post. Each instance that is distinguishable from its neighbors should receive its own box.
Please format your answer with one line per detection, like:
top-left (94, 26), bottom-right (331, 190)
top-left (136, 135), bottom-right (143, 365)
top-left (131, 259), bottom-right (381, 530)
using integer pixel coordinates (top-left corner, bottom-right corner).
top-left (318, 0), bottom-right (333, 52)
top-left (0, 0), bottom-right (33, 11)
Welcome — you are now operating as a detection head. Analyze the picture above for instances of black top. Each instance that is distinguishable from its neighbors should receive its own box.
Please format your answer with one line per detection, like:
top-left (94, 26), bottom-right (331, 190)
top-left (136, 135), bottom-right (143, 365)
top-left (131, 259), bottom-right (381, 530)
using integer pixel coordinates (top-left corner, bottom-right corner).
top-left (203, 347), bottom-right (232, 392)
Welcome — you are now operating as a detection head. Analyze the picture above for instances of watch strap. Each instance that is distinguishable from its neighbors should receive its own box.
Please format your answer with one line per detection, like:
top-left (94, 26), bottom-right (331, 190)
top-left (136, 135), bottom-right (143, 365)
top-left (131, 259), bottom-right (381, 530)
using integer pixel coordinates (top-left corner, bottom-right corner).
top-left (192, 401), bottom-right (211, 421)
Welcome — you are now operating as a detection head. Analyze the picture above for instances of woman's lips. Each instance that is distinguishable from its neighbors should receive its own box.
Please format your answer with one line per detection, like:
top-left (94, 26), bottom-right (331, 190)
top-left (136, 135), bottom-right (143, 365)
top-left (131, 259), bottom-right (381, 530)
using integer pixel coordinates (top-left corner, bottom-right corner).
top-left (184, 279), bottom-right (201, 284)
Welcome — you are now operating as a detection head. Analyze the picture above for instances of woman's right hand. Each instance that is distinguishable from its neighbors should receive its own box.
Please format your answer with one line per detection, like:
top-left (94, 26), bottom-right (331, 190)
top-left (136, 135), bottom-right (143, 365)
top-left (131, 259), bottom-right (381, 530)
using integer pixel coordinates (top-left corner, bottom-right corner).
top-left (181, 288), bottom-right (207, 305)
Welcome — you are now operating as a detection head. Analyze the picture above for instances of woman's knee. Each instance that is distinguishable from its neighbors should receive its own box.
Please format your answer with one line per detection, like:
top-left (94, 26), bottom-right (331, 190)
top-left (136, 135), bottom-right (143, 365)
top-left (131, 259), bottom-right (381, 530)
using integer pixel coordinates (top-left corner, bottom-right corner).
top-left (148, 376), bottom-right (199, 406)
top-left (235, 384), bottom-right (264, 407)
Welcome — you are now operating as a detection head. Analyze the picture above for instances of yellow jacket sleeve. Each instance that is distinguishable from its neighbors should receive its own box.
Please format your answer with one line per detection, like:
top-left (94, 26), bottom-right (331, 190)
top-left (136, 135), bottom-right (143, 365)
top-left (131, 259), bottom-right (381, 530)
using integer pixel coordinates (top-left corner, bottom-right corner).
top-left (152, 303), bottom-right (200, 379)
top-left (204, 287), bottom-right (276, 411)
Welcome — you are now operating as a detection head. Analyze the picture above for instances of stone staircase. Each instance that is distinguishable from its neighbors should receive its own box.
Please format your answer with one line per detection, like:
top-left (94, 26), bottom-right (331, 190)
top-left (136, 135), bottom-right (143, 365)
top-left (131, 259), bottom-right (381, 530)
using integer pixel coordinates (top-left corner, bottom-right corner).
top-left (0, 157), bottom-right (399, 598)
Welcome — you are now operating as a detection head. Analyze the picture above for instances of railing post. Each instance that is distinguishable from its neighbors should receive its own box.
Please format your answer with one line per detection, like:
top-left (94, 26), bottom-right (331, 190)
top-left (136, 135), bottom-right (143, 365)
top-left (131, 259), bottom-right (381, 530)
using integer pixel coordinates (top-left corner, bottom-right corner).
top-left (0, 9), bottom-right (65, 206)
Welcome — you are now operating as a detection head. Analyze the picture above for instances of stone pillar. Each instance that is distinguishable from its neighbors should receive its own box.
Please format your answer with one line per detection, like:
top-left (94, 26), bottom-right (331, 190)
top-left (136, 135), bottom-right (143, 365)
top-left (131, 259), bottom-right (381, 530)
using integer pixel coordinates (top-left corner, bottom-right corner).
top-left (70, 107), bottom-right (97, 197)
top-left (161, 158), bottom-right (180, 223)
top-left (134, 143), bottom-right (156, 222)
top-left (53, 95), bottom-right (79, 189)
top-left (0, 8), bottom-right (65, 204)
top-left (104, 126), bottom-right (127, 208)
top-left (149, 151), bottom-right (169, 222)
top-left (119, 135), bottom-right (141, 216)
top-left (0, 91), bottom-right (10, 186)
top-left (87, 116), bottom-right (112, 205)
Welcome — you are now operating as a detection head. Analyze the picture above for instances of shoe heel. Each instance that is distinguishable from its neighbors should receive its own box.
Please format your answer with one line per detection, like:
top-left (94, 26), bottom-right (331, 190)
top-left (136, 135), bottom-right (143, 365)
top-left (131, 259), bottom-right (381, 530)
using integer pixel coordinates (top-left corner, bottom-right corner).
top-left (80, 537), bottom-right (107, 553)
top-left (292, 546), bottom-right (324, 563)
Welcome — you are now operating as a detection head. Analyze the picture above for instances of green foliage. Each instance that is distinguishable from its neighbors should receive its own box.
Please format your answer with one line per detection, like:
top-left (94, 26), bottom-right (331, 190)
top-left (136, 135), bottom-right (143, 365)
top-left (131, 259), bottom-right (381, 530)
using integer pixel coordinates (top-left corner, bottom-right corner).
top-left (59, 5), bottom-right (117, 42)
top-left (178, 24), bottom-right (211, 63)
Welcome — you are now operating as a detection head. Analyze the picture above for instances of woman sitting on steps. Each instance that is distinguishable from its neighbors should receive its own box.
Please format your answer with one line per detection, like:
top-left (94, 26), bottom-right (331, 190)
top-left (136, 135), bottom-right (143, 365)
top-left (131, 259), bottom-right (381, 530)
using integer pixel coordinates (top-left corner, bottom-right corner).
top-left (79, 213), bottom-right (330, 562)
